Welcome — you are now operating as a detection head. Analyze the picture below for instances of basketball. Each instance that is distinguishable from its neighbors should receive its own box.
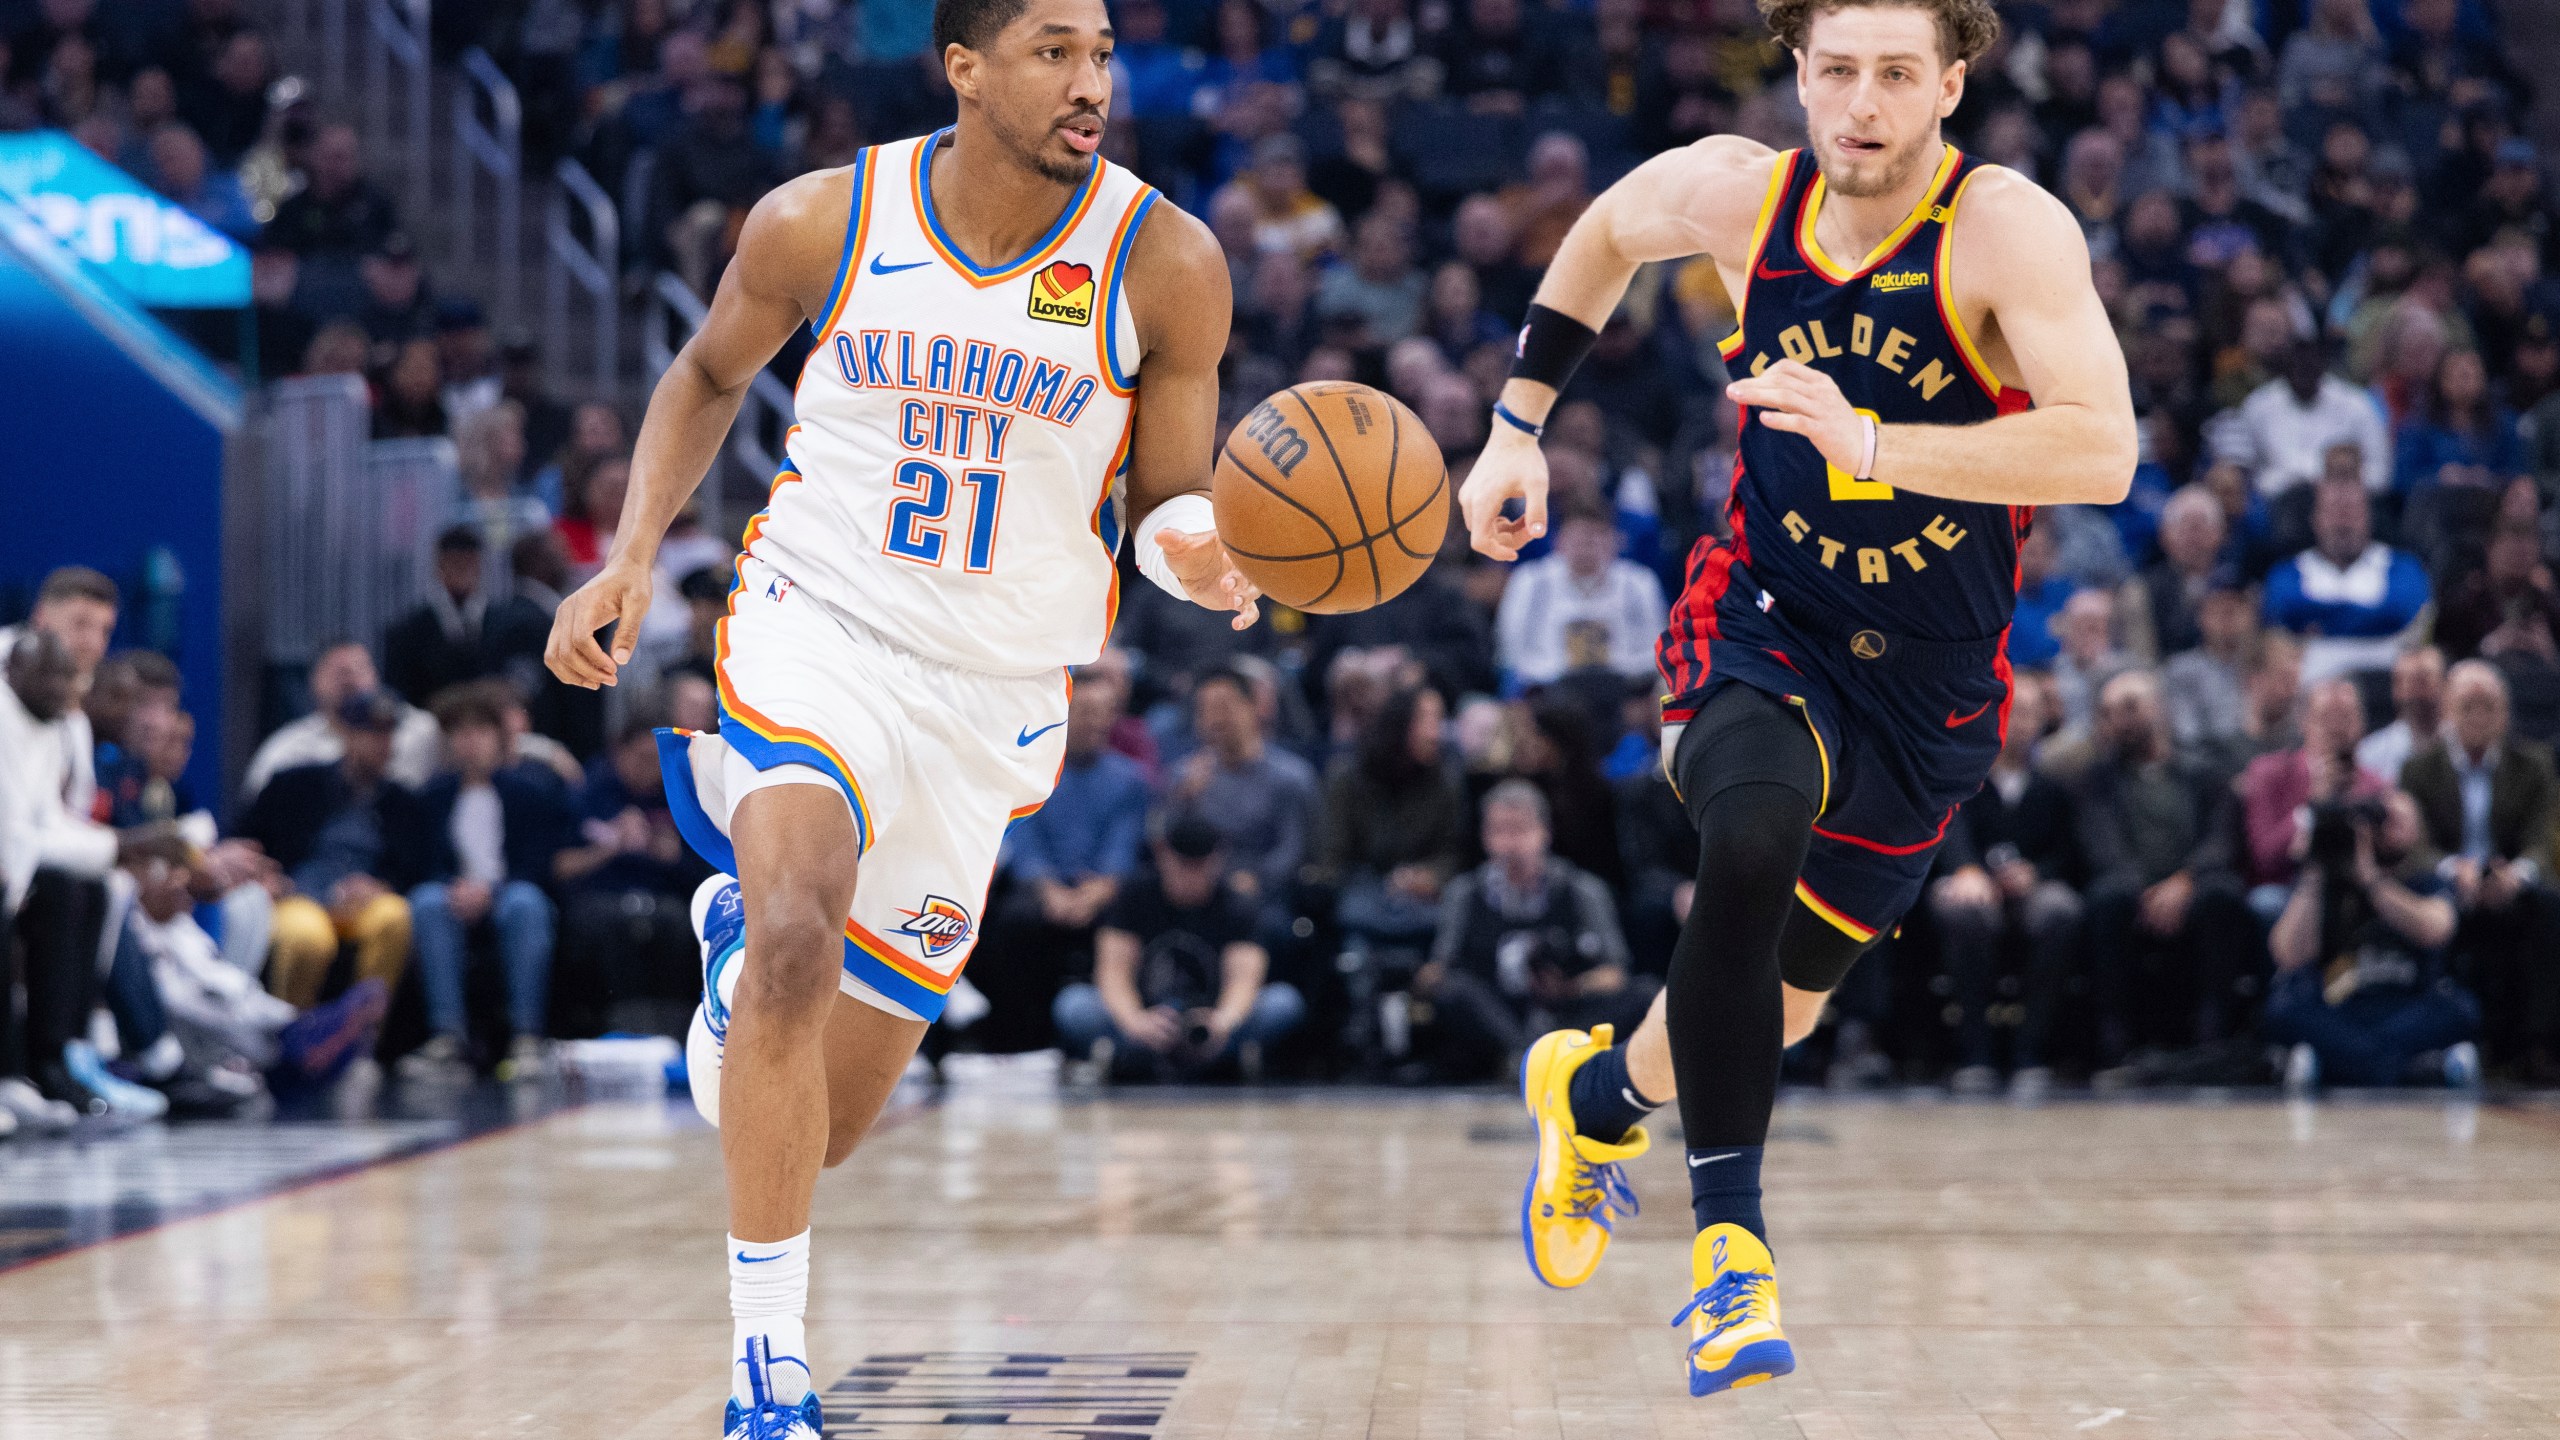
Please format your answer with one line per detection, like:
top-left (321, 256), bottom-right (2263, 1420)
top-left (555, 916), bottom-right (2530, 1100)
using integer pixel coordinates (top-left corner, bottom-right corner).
top-left (1212, 382), bottom-right (1448, 614)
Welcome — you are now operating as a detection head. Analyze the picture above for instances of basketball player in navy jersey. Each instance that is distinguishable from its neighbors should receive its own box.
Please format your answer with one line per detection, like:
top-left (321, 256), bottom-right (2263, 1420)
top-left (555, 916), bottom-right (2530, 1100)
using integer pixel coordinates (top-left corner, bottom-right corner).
top-left (1458, 0), bottom-right (2135, 1397)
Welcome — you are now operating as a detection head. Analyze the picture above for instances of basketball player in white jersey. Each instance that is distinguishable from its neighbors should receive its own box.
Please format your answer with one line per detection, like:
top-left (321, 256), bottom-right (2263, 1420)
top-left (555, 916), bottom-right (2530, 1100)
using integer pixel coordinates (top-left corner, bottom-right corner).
top-left (543, 0), bottom-right (1253, 1432)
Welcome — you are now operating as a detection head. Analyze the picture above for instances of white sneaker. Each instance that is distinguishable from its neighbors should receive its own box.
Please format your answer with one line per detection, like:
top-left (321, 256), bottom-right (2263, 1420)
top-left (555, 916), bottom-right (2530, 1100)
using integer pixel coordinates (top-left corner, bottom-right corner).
top-left (62, 1042), bottom-right (167, 1121)
top-left (687, 873), bottom-right (747, 1126)
top-left (501, 1034), bottom-right (555, 1082)
top-left (397, 1034), bottom-right (471, 1084)
top-left (2283, 1043), bottom-right (2319, 1094)
top-left (2442, 1041), bottom-right (2482, 1090)
top-left (0, 1076), bottom-right (78, 1133)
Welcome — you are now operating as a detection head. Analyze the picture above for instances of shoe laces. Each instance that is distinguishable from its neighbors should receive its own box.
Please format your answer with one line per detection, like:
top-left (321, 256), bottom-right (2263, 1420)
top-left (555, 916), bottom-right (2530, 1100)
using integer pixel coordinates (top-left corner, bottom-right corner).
top-left (1563, 1147), bottom-right (1640, 1230)
top-left (1673, 1267), bottom-right (1774, 1347)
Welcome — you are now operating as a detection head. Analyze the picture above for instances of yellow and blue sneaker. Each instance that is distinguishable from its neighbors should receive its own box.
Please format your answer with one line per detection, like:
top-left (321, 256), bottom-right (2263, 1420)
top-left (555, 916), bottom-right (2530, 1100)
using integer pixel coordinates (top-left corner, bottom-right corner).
top-left (1675, 1223), bottom-right (1794, 1396)
top-left (1520, 1024), bottom-right (1648, 1288)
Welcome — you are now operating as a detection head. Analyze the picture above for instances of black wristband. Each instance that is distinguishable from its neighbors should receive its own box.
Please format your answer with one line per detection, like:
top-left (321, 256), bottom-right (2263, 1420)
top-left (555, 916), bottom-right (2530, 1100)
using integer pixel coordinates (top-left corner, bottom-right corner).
top-left (1508, 303), bottom-right (1601, 392)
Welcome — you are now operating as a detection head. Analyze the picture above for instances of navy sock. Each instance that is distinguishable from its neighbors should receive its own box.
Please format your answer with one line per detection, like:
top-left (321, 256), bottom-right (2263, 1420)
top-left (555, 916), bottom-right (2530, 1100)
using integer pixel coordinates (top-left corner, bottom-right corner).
top-left (1567, 1044), bottom-right (1662, 1145)
top-left (1686, 1145), bottom-right (1766, 1243)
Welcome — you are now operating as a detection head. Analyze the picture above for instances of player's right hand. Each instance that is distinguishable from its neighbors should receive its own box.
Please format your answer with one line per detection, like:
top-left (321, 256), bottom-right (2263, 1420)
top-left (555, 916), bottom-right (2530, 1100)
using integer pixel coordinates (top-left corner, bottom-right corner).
top-left (1459, 425), bottom-right (1549, 562)
top-left (546, 560), bottom-right (653, 690)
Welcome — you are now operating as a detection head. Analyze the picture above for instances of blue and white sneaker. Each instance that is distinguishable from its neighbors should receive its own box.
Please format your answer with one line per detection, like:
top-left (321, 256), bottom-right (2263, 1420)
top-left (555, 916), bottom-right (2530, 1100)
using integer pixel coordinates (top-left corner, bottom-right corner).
top-left (687, 873), bottom-right (747, 1126)
top-left (724, 1335), bottom-right (822, 1440)
top-left (63, 1041), bottom-right (168, 1121)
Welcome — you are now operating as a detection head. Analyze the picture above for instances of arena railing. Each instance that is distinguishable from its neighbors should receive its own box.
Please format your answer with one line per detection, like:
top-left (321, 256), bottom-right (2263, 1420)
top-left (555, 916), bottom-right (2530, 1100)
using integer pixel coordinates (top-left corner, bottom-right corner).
top-left (362, 0), bottom-right (432, 223)
top-left (643, 269), bottom-right (796, 544)
top-left (255, 375), bottom-right (460, 670)
top-left (545, 157), bottom-right (620, 404)
top-left (453, 47), bottom-right (523, 323)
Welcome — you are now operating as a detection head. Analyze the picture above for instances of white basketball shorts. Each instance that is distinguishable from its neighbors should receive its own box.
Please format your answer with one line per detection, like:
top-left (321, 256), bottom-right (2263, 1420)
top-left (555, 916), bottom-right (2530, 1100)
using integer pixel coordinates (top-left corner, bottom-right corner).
top-left (656, 554), bottom-right (1068, 1021)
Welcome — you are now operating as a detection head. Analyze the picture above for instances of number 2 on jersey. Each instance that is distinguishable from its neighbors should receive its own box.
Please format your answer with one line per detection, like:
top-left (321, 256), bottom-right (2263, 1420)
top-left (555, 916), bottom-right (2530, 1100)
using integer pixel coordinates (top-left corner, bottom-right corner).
top-left (884, 458), bottom-right (1005, 573)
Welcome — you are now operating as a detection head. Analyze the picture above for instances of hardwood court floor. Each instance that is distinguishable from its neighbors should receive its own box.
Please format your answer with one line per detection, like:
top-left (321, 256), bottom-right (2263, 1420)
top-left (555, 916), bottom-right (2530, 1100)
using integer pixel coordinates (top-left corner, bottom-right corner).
top-left (3, 1087), bottom-right (2558, 1439)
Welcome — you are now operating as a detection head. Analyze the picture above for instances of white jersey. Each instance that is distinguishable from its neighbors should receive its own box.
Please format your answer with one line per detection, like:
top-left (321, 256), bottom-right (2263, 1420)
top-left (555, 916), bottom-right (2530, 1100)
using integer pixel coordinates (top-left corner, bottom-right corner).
top-left (748, 129), bottom-right (1157, 677)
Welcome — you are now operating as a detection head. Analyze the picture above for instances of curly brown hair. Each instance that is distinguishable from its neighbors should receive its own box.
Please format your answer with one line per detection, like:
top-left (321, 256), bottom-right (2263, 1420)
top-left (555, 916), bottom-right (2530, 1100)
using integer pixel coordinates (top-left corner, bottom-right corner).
top-left (1756, 0), bottom-right (2002, 67)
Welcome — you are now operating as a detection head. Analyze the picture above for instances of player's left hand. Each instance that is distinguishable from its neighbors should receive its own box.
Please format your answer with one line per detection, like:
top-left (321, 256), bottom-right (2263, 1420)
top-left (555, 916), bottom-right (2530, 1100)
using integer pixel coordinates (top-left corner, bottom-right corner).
top-left (1725, 360), bottom-right (1866, 477)
top-left (1158, 526), bottom-right (1262, 630)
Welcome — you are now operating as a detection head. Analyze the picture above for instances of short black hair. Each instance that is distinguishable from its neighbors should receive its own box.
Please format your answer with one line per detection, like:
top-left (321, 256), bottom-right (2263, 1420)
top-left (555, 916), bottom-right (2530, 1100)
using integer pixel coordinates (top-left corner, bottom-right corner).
top-left (436, 524), bottom-right (485, 555)
top-left (934, 0), bottom-right (1035, 54)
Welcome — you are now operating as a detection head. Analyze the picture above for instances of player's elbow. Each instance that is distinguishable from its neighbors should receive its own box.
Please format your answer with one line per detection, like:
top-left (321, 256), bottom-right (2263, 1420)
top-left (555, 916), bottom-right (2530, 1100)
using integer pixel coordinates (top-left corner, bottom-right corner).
top-left (2072, 410), bottom-right (2140, 505)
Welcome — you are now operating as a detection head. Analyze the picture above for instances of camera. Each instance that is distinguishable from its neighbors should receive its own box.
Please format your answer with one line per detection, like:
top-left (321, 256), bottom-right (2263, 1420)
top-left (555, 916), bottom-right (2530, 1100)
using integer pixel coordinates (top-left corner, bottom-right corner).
top-left (2307, 795), bottom-right (2387, 873)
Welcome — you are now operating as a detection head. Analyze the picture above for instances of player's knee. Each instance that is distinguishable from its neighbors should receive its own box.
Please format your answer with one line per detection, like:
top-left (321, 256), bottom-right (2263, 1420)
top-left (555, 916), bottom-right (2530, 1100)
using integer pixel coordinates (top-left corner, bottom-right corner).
top-left (1780, 987), bottom-right (1827, 1047)
top-left (735, 889), bottom-right (844, 1016)
top-left (1695, 783), bottom-right (1813, 893)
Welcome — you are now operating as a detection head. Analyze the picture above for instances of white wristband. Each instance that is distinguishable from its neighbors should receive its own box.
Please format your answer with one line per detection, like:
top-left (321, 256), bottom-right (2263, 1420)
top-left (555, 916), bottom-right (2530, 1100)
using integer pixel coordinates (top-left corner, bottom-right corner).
top-left (1855, 415), bottom-right (1879, 481)
top-left (1134, 492), bottom-right (1217, 600)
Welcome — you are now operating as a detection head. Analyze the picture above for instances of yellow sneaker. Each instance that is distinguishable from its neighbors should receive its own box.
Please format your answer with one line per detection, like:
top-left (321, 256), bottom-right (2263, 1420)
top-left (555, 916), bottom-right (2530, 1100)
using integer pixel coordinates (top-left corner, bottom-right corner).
top-left (1676, 1223), bottom-right (1794, 1396)
top-left (1519, 1024), bottom-right (1649, 1289)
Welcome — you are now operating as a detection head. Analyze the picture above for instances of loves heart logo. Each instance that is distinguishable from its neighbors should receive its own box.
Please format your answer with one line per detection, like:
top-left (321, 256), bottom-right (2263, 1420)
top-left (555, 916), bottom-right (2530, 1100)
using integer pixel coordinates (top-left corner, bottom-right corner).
top-left (1027, 259), bottom-right (1096, 326)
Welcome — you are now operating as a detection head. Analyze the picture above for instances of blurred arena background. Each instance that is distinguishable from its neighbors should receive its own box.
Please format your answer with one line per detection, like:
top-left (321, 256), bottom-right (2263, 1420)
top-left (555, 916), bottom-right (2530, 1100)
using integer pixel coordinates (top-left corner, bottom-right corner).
top-left (4, 0), bottom-right (2560, 1432)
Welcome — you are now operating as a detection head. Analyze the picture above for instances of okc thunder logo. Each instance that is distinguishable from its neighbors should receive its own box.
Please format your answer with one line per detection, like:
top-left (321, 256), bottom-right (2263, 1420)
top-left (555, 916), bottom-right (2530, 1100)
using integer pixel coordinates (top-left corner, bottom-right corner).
top-left (892, 895), bottom-right (974, 959)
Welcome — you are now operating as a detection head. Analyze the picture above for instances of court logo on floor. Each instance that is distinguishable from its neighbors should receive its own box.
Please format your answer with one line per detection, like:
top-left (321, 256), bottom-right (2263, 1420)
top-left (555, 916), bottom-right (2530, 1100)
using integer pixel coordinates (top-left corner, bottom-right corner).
top-left (824, 1351), bottom-right (1191, 1436)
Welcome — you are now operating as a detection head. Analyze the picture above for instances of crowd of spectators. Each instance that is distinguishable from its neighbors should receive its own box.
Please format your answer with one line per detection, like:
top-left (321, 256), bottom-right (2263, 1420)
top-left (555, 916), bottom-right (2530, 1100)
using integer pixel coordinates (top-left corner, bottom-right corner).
top-left (8, 0), bottom-right (2560, 1121)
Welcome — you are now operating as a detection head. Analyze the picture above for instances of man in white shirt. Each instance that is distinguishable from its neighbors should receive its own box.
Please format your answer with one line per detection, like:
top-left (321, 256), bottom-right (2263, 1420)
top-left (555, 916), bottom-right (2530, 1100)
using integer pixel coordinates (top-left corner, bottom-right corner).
top-left (2220, 339), bottom-right (2392, 499)
top-left (2355, 645), bottom-right (2445, 784)
top-left (1494, 500), bottom-right (1667, 688)
top-left (241, 638), bottom-right (443, 799)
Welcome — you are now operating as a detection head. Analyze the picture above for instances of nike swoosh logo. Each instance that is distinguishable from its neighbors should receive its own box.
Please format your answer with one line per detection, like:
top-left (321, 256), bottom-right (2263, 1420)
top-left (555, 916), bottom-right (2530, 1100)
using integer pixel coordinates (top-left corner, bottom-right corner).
top-left (869, 254), bottom-right (931, 275)
top-left (1016, 721), bottom-right (1066, 746)
top-left (1945, 700), bottom-right (1993, 728)
top-left (1689, 1151), bottom-right (1741, 1168)
top-left (735, 1251), bottom-right (787, 1263)
top-left (1754, 260), bottom-right (1807, 280)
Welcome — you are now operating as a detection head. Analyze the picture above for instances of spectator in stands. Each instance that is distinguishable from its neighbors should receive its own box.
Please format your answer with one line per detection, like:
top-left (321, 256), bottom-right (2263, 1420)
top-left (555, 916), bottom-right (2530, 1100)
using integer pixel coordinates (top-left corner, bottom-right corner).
top-left (1307, 0), bottom-right (1438, 104)
top-left (436, 301), bottom-right (500, 421)
top-left (2075, 670), bottom-right (2257, 1074)
top-left (1451, 191), bottom-right (1536, 324)
top-left (2049, 588), bottom-right (2130, 735)
top-left (146, 121), bottom-right (255, 242)
top-left (1929, 678), bottom-right (2084, 1095)
top-left (2263, 472), bottom-right (2431, 684)
top-left (1320, 686), bottom-right (1466, 954)
top-left (243, 638), bottom-right (441, 798)
top-left (452, 401), bottom-right (551, 556)
top-left (651, 74), bottom-right (781, 298)
top-left (2163, 574), bottom-right (2261, 763)
top-left (1314, 210), bottom-right (1425, 348)
top-left (1053, 816), bottom-right (1305, 1082)
top-left (243, 690), bottom-right (421, 1011)
top-left (1494, 498), bottom-right (1665, 688)
top-left (2358, 645), bottom-right (2447, 783)
top-left (550, 717), bottom-right (705, 1038)
top-left (1438, 0), bottom-right (1553, 114)
top-left (1612, 685), bottom-right (1697, 970)
top-left (354, 231), bottom-right (433, 344)
top-left (2008, 522), bottom-right (2074, 670)
top-left (2434, 521), bottom-right (2559, 663)
top-left (2399, 661), bottom-right (2560, 1079)
top-left (373, 337), bottom-right (448, 440)
top-left (268, 122), bottom-right (397, 260)
top-left (401, 686), bottom-right (571, 1081)
top-left (2397, 347), bottom-right (2526, 493)
top-left (2265, 789), bottom-right (2478, 1088)
top-left (554, 453), bottom-right (632, 579)
top-left (1166, 665), bottom-right (1318, 911)
top-left (384, 527), bottom-right (512, 706)
top-left (981, 668), bottom-right (1149, 1050)
top-left (181, 28), bottom-right (271, 164)
top-left (2124, 485), bottom-right (2227, 661)
top-left (1499, 132), bottom-right (1592, 269)
top-left (1417, 780), bottom-right (1647, 1081)
top-left (100, 700), bottom-right (285, 980)
top-left (2234, 677), bottom-right (2390, 915)
top-left (2226, 338), bottom-right (2392, 500)
top-left (1222, 134), bottom-right (1344, 263)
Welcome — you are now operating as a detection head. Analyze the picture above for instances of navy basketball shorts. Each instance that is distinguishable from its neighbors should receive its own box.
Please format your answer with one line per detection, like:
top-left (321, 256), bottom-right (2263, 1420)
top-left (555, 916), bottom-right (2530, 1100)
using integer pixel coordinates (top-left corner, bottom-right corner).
top-left (1662, 559), bottom-right (2012, 946)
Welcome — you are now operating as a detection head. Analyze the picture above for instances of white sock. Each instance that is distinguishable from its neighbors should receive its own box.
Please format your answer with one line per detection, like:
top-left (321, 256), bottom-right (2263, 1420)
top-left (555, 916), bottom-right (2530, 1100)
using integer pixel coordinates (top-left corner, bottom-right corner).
top-left (729, 1231), bottom-right (812, 1407)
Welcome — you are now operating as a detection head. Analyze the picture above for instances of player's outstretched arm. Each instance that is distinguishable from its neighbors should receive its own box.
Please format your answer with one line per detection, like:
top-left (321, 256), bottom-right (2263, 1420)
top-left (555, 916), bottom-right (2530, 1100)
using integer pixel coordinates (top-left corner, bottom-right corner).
top-left (1123, 199), bottom-right (1260, 630)
top-left (1461, 136), bottom-right (1774, 560)
top-left (544, 171), bottom-right (844, 689)
top-left (1725, 168), bottom-right (2136, 508)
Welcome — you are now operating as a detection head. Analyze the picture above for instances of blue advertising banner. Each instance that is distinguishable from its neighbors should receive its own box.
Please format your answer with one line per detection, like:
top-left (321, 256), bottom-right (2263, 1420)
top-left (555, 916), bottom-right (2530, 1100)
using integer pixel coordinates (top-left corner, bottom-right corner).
top-left (0, 131), bottom-right (250, 309)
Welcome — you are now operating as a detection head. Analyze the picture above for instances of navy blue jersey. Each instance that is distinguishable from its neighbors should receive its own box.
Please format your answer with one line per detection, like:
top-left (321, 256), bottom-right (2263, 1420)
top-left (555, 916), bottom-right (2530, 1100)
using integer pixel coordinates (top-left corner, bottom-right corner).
top-left (1662, 145), bottom-right (2031, 701)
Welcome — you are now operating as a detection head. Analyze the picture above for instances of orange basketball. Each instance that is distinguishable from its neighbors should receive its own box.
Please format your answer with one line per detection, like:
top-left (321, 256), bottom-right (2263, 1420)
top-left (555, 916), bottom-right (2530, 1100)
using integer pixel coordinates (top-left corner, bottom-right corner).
top-left (1211, 382), bottom-right (1448, 614)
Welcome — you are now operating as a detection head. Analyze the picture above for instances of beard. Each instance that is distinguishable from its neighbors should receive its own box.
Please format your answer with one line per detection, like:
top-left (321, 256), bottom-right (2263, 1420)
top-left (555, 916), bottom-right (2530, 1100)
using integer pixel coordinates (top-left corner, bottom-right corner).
top-left (990, 105), bottom-right (1101, 186)
top-left (1812, 124), bottom-right (1935, 199)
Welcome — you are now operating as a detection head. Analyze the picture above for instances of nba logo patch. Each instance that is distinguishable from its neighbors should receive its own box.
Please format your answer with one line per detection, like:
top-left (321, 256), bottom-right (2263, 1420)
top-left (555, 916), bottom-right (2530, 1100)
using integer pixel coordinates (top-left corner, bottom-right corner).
top-left (892, 895), bottom-right (975, 959)
top-left (1027, 260), bottom-right (1094, 327)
